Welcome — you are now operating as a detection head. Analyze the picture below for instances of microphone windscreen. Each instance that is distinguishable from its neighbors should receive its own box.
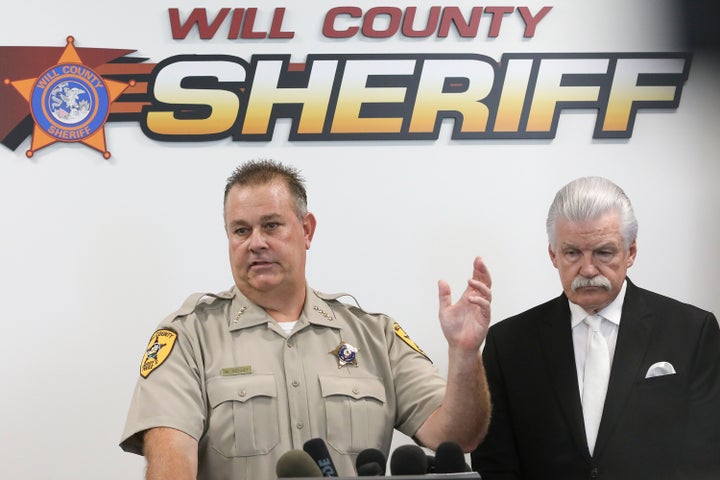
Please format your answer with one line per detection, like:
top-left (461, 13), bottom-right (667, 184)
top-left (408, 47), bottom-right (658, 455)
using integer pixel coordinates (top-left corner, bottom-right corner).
top-left (389, 444), bottom-right (428, 475)
top-left (425, 454), bottom-right (436, 473)
top-left (356, 461), bottom-right (384, 476)
top-left (355, 448), bottom-right (386, 476)
top-left (276, 450), bottom-right (323, 478)
top-left (434, 441), bottom-right (469, 473)
top-left (303, 438), bottom-right (339, 477)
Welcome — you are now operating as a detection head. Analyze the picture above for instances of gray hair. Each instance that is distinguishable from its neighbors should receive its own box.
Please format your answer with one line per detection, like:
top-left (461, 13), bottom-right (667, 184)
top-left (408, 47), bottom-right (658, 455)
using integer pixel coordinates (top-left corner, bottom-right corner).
top-left (546, 176), bottom-right (638, 250)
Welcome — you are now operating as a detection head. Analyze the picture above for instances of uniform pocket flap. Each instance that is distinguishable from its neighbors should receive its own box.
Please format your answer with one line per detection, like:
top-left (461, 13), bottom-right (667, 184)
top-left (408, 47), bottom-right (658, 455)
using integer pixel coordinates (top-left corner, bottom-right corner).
top-left (318, 375), bottom-right (386, 403)
top-left (207, 374), bottom-right (277, 408)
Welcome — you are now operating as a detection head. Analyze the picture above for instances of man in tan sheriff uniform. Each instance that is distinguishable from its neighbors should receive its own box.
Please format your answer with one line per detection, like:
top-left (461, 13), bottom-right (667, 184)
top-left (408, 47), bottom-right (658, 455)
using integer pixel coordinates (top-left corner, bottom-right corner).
top-left (120, 159), bottom-right (492, 480)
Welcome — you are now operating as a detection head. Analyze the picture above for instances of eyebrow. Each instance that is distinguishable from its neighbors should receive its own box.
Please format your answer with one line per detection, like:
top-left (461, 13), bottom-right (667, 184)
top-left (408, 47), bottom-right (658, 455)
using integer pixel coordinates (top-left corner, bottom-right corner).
top-left (227, 213), bottom-right (283, 229)
top-left (560, 242), bottom-right (618, 251)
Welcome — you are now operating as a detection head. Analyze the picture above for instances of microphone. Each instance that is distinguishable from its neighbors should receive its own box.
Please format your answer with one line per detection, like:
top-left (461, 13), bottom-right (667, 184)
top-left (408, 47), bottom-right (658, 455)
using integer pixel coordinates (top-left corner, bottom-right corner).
top-left (356, 462), bottom-right (384, 476)
top-left (355, 448), bottom-right (386, 476)
top-left (303, 438), bottom-right (339, 477)
top-left (276, 450), bottom-right (323, 478)
top-left (434, 441), bottom-right (470, 473)
top-left (425, 454), bottom-right (436, 474)
top-left (389, 444), bottom-right (427, 475)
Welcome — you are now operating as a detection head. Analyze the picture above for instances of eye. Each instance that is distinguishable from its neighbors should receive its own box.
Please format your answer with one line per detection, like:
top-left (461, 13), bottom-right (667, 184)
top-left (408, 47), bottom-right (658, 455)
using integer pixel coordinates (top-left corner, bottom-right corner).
top-left (265, 222), bottom-right (280, 231)
top-left (595, 250), bottom-right (615, 261)
top-left (564, 249), bottom-right (580, 261)
top-left (234, 226), bottom-right (250, 236)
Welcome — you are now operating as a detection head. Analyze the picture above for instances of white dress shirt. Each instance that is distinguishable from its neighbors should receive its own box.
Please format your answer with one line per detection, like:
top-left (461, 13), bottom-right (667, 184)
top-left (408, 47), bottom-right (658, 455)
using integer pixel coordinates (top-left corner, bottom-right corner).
top-left (570, 280), bottom-right (627, 397)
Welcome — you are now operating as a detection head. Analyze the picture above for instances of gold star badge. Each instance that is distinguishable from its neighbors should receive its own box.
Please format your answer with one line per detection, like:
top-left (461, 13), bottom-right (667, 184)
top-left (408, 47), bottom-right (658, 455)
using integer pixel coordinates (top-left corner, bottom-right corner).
top-left (330, 342), bottom-right (359, 368)
top-left (4, 36), bottom-right (133, 158)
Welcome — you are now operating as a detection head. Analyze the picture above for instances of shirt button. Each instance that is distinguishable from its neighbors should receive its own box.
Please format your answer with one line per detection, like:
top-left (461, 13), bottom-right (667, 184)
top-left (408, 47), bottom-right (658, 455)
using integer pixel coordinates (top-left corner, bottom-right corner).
top-left (296, 422), bottom-right (304, 430)
top-left (287, 339), bottom-right (294, 348)
top-left (238, 390), bottom-right (246, 398)
top-left (292, 380), bottom-right (300, 387)
top-left (590, 467), bottom-right (599, 479)
top-left (352, 387), bottom-right (360, 395)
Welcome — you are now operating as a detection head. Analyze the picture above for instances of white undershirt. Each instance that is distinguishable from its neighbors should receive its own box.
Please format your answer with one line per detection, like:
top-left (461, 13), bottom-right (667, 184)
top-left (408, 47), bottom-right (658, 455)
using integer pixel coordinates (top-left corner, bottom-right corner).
top-left (570, 280), bottom-right (627, 396)
top-left (278, 320), bottom-right (297, 335)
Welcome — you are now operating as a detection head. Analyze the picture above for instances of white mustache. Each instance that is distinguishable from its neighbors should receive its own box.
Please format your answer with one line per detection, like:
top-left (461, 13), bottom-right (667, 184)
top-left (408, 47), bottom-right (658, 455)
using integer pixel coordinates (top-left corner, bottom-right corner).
top-left (571, 275), bottom-right (611, 291)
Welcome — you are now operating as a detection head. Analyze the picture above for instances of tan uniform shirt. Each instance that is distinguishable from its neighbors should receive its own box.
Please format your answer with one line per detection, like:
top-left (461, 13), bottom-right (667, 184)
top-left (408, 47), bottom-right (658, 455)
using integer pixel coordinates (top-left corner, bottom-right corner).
top-left (120, 284), bottom-right (446, 479)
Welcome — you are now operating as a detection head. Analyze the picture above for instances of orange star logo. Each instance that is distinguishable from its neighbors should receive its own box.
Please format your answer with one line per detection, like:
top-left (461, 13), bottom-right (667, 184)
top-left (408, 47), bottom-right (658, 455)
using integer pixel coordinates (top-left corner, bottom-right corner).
top-left (3, 36), bottom-right (134, 159)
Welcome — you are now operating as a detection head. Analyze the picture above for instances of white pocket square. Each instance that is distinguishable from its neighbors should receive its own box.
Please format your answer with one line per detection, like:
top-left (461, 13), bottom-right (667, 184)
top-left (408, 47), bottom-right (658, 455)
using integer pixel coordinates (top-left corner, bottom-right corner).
top-left (645, 361), bottom-right (676, 378)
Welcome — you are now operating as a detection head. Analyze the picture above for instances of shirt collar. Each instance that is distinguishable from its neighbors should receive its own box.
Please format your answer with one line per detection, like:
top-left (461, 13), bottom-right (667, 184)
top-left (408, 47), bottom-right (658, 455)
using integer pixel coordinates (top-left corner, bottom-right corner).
top-left (569, 279), bottom-right (627, 328)
top-left (228, 283), bottom-right (340, 331)
top-left (303, 289), bottom-right (340, 328)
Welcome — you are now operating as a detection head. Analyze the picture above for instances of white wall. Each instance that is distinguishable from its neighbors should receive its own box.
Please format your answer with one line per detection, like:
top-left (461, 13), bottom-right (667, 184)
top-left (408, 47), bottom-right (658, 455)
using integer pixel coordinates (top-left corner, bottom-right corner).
top-left (1, 1), bottom-right (718, 478)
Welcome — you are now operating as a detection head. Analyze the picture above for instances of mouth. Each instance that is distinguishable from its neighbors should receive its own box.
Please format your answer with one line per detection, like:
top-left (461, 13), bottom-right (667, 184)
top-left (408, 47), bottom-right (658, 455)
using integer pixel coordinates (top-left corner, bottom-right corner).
top-left (249, 260), bottom-right (275, 269)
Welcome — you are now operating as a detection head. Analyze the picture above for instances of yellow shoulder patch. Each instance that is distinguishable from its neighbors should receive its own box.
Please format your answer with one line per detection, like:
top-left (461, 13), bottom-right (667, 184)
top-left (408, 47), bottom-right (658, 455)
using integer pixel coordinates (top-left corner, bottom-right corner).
top-left (393, 322), bottom-right (430, 361)
top-left (140, 329), bottom-right (177, 378)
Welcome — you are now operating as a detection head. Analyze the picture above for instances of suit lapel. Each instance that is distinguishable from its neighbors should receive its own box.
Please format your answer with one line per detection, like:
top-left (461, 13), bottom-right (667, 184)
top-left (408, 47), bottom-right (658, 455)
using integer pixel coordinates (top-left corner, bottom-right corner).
top-left (537, 295), bottom-right (589, 455)
top-left (593, 279), bottom-right (653, 457)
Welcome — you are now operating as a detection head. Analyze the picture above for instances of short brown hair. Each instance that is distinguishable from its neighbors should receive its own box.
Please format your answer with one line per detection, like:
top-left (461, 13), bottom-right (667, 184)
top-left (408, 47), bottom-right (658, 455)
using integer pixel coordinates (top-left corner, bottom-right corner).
top-left (224, 159), bottom-right (308, 218)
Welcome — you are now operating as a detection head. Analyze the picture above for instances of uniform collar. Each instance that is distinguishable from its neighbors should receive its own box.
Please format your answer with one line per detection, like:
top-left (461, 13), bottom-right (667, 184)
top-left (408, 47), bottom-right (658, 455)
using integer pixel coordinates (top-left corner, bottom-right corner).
top-left (227, 283), bottom-right (340, 332)
top-left (303, 288), bottom-right (339, 328)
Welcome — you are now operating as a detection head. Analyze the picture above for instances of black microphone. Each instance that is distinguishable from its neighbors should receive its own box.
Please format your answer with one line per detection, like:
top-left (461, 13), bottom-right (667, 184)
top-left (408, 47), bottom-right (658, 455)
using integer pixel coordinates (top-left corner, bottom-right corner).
top-left (303, 438), bottom-right (339, 477)
top-left (355, 448), bottom-right (386, 476)
top-left (357, 462), bottom-right (384, 476)
top-left (276, 450), bottom-right (324, 478)
top-left (425, 454), bottom-right (436, 474)
top-left (389, 444), bottom-right (427, 475)
top-left (434, 441), bottom-right (470, 473)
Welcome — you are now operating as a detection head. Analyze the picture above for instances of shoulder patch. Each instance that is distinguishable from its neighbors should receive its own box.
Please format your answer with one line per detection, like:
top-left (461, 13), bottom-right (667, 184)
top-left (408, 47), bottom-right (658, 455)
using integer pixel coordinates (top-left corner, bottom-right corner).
top-left (140, 329), bottom-right (177, 378)
top-left (393, 322), bottom-right (431, 361)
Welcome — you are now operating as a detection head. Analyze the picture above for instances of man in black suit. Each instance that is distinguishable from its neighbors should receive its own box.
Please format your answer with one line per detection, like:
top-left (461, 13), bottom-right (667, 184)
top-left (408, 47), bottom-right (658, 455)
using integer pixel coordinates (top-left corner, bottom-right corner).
top-left (472, 176), bottom-right (720, 480)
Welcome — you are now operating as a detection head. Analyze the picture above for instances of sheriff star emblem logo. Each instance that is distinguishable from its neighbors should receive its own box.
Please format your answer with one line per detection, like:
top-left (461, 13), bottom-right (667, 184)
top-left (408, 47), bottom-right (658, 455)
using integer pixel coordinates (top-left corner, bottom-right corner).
top-left (4, 36), bottom-right (133, 158)
top-left (330, 342), bottom-right (359, 368)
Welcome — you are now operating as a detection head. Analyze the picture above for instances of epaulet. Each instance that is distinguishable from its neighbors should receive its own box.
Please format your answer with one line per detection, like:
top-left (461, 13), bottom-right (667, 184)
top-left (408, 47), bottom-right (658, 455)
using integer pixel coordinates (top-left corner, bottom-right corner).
top-left (163, 290), bottom-right (234, 323)
top-left (314, 290), bottom-right (392, 317)
top-left (314, 290), bottom-right (362, 308)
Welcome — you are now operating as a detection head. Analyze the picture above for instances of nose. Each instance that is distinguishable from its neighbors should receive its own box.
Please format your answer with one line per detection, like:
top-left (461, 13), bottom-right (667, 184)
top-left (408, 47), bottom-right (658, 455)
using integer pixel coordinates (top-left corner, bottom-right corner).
top-left (248, 229), bottom-right (268, 251)
top-left (579, 252), bottom-right (599, 277)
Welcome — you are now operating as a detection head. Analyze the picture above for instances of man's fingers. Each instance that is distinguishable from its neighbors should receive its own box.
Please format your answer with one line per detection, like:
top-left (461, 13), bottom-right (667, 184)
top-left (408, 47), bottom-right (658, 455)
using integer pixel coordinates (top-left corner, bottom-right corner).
top-left (438, 279), bottom-right (452, 310)
top-left (473, 256), bottom-right (492, 289)
top-left (468, 278), bottom-right (492, 302)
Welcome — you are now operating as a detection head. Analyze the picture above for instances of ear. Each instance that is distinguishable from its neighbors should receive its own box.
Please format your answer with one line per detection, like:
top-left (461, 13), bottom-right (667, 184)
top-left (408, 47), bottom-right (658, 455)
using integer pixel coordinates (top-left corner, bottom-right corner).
top-left (626, 238), bottom-right (638, 268)
top-left (548, 244), bottom-right (559, 269)
top-left (303, 212), bottom-right (317, 249)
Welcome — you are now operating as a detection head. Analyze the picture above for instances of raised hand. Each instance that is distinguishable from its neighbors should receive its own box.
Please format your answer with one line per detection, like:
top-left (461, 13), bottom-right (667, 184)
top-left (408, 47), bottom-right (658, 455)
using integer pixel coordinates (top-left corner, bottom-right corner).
top-left (437, 256), bottom-right (492, 352)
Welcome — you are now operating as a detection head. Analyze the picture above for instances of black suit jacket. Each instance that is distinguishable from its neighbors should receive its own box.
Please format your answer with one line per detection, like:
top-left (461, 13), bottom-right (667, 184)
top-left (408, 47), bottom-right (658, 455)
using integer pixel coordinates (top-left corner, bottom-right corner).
top-left (472, 279), bottom-right (720, 480)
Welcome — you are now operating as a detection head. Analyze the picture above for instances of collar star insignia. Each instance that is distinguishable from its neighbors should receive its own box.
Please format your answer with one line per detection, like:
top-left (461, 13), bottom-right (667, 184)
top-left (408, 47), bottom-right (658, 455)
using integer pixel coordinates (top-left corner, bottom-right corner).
top-left (330, 342), bottom-right (359, 368)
